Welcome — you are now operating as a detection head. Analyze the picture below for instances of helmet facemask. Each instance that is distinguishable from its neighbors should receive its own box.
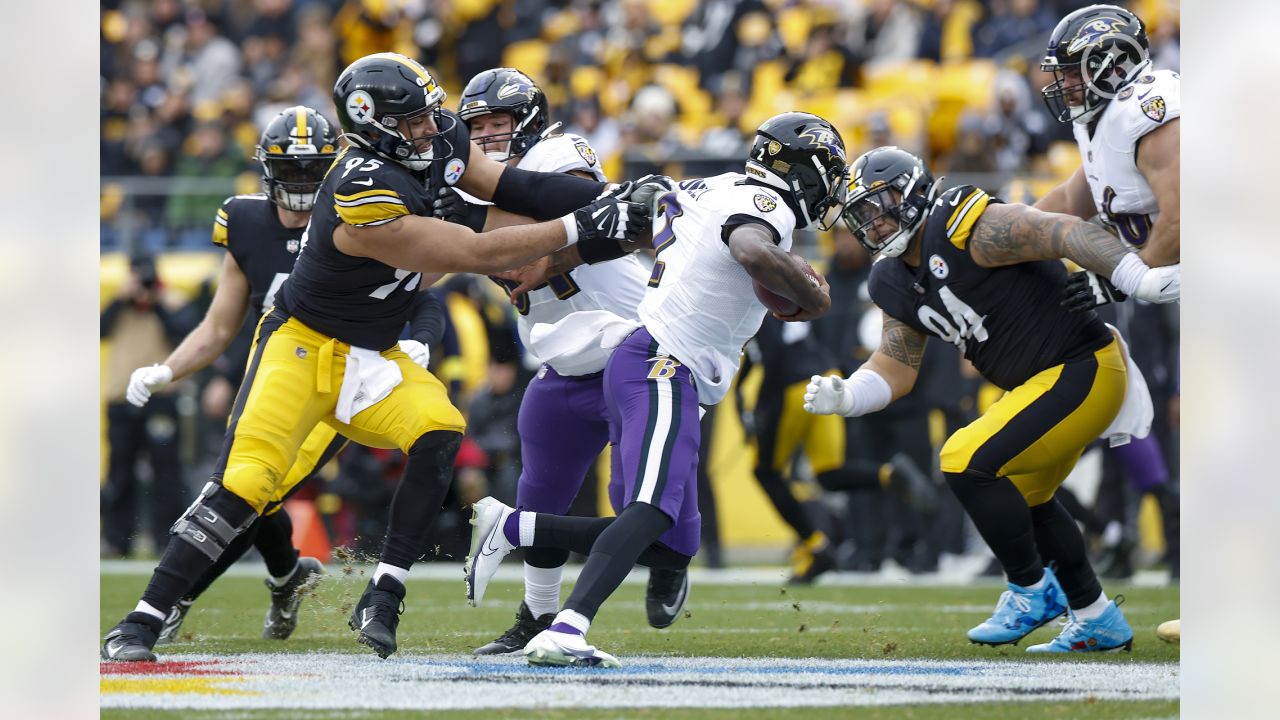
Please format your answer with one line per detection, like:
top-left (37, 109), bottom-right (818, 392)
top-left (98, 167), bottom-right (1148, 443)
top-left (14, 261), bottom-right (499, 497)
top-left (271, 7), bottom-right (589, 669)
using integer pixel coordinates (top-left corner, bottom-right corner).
top-left (365, 105), bottom-right (453, 172)
top-left (1040, 8), bottom-right (1151, 124)
top-left (842, 167), bottom-right (933, 258)
top-left (466, 108), bottom-right (545, 163)
top-left (260, 155), bottom-right (333, 211)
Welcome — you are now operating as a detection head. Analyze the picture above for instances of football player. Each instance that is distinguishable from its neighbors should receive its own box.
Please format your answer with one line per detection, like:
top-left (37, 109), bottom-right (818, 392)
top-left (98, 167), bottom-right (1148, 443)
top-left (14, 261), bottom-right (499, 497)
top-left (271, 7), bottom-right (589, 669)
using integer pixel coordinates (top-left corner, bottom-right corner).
top-left (465, 112), bottom-right (845, 667)
top-left (102, 52), bottom-right (651, 662)
top-left (805, 146), bottom-right (1178, 652)
top-left (123, 106), bottom-right (446, 645)
top-left (438, 68), bottom-right (688, 655)
top-left (1036, 4), bottom-right (1181, 637)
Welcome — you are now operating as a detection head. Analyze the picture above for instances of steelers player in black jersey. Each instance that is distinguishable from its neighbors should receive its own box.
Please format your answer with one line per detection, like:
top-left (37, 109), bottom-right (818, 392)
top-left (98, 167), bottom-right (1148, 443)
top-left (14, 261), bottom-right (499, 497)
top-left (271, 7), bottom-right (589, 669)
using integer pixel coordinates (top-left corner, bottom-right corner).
top-left (804, 147), bottom-right (1179, 653)
top-left (103, 52), bottom-right (652, 662)
top-left (122, 106), bottom-right (447, 646)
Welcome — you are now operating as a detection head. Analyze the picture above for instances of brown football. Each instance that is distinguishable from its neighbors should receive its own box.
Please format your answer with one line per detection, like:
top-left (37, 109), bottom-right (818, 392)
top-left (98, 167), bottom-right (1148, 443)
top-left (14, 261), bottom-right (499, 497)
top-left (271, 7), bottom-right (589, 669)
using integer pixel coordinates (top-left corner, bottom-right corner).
top-left (752, 253), bottom-right (821, 316)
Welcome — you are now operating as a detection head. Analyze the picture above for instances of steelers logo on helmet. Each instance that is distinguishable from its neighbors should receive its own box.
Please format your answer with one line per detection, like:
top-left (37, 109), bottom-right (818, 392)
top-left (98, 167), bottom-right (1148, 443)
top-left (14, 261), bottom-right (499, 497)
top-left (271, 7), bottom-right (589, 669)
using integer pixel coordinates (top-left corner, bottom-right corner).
top-left (754, 193), bottom-right (777, 213)
top-left (346, 91), bottom-right (375, 125)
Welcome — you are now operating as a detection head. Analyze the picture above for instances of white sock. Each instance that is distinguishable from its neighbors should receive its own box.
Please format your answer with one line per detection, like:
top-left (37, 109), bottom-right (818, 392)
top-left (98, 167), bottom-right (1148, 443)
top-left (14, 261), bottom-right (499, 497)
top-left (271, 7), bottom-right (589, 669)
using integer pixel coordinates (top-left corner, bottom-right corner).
top-left (523, 563), bottom-right (563, 617)
top-left (268, 560), bottom-right (299, 588)
top-left (1101, 521), bottom-right (1123, 547)
top-left (1023, 570), bottom-right (1047, 591)
top-left (552, 609), bottom-right (590, 636)
top-left (1073, 591), bottom-right (1111, 621)
top-left (519, 511), bottom-right (537, 547)
top-left (134, 600), bottom-right (167, 622)
top-left (373, 562), bottom-right (409, 586)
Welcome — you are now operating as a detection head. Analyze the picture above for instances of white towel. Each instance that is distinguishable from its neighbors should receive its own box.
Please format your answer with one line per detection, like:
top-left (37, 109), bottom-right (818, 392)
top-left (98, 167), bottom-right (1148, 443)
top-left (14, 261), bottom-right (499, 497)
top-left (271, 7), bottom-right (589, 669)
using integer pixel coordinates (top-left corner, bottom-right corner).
top-left (1102, 324), bottom-right (1153, 447)
top-left (528, 310), bottom-right (642, 376)
top-left (335, 347), bottom-right (403, 424)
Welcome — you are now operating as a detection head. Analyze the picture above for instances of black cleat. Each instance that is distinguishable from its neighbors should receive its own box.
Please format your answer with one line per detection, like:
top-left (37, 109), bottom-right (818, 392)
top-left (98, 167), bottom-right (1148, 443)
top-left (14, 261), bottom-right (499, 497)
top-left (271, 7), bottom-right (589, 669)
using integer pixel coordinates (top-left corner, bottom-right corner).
top-left (645, 567), bottom-right (690, 628)
top-left (157, 598), bottom-right (194, 645)
top-left (348, 575), bottom-right (405, 659)
top-left (473, 602), bottom-right (555, 655)
top-left (264, 557), bottom-right (325, 640)
top-left (102, 612), bottom-right (162, 662)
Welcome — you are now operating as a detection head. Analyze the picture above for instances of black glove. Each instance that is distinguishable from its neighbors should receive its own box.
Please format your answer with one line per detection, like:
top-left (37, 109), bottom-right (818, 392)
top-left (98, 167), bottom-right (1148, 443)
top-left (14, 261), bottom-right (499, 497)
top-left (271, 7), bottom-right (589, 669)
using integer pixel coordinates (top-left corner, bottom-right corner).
top-left (1061, 270), bottom-right (1128, 312)
top-left (571, 196), bottom-right (652, 263)
top-left (432, 186), bottom-right (488, 232)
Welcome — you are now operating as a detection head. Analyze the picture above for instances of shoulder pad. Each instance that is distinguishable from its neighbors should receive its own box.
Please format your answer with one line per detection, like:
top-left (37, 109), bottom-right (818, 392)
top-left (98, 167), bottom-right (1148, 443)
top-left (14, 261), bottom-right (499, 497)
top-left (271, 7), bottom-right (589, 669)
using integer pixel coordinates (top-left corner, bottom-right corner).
top-left (1111, 70), bottom-right (1180, 143)
top-left (520, 133), bottom-right (605, 179)
top-left (931, 185), bottom-right (990, 251)
top-left (211, 194), bottom-right (267, 248)
top-left (333, 169), bottom-right (411, 227)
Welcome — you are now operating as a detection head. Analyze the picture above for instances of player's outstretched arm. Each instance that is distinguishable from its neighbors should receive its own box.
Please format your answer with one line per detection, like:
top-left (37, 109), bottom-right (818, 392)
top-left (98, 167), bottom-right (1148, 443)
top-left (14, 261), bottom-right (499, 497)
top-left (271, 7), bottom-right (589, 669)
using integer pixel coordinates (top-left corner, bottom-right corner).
top-left (454, 139), bottom-right (608, 219)
top-left (1033, 166), bottom-right (1095, 219)
top-left (727, 223), bottom-right (830, 318)
top-left (803, 316), bottom-right (923, 417)
top-left (1135, 118), bottom-right (1179, 267)
top-left (124, 253), bottom-right (251, 407)
top-left (968, 202), bottom-right (1178, 303)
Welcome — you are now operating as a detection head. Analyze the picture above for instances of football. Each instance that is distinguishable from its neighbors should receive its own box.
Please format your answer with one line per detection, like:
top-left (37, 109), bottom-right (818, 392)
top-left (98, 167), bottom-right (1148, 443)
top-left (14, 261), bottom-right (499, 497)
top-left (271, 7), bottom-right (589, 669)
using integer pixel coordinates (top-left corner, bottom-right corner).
top-left (753, 253), bottom-right (822, 316)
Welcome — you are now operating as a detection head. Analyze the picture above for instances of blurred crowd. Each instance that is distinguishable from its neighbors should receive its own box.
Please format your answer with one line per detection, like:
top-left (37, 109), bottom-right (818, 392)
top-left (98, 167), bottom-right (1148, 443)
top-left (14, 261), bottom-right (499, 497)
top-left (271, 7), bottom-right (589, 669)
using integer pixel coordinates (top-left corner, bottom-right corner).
top-left (100, 0), bottom-right (1180, 578)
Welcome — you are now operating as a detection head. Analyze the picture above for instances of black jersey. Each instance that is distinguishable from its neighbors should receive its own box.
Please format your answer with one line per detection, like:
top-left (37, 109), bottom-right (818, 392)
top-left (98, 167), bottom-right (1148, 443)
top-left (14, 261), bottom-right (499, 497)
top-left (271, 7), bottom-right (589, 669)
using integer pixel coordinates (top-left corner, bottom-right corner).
top-left (212, 194), bottom-right (305, 319)
top-left (868, 185), bottom-right (1111, 391)
top-left (277, 110), bottom-right (471, 349)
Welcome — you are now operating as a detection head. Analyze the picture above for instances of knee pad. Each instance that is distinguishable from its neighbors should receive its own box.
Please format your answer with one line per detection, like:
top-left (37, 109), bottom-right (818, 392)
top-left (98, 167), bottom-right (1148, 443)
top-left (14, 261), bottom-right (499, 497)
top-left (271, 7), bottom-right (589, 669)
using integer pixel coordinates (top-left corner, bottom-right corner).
top-left (170, 482), bottom-right (258, 562)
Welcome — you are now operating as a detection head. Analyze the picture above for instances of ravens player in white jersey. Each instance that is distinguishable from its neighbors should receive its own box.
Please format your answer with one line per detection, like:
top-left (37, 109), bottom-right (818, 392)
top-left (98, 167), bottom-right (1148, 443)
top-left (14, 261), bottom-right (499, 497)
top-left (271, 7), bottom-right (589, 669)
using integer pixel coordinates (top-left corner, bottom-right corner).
top-left (102, 52), bottom-right (651, 662)
top-left (122, 106), bottom-right (447, 645)
top-left (805, 147), bottom-right (1178, 652)
top-left (465, 112), bottom-right (842, 667)
top-left (1035, 2), bottom-right (1181, 646)
top-left (439, 68), bottom-right (687, 655)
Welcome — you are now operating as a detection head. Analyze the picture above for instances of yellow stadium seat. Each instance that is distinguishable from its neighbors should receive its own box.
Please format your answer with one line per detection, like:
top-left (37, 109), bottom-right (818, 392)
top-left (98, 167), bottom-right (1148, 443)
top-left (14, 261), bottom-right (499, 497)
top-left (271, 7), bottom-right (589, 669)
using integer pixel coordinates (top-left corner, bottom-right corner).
top-left (502, 40), bottom-right (550, 80)
top-left (777, 7), bottom-right (812, 55)
top-left (646, 0), bottom-right (696, 27)
top-left (569, 66), bottom-right (605, 100)
top-left (862, 60), bottom-right (938, 102)
top-left (935, 59), bottom-right (997, 107)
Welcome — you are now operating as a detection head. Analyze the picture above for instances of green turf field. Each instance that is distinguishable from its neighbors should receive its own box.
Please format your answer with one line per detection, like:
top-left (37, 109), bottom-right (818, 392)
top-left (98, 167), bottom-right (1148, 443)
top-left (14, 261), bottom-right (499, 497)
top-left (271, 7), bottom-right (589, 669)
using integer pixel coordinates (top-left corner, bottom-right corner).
top-left (100, 566), bottom-right (1180, 718)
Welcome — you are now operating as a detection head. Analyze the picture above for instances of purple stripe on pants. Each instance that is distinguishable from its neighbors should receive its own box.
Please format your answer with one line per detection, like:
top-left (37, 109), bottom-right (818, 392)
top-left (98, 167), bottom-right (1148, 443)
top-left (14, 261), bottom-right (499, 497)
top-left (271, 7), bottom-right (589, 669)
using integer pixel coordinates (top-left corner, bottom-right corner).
top-left (515, 366), bottom-right (611, 513)
top-left (603, 327), bottom-right (702, 557)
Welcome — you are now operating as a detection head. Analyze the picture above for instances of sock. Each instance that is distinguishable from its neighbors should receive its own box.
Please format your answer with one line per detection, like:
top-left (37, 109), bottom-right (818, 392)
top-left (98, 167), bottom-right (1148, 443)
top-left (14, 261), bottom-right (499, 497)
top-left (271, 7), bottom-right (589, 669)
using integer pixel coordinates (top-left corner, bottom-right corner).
top-left (502, 511), bottom-right (522, 546)
top-left (1073, 591), bottom-right (1111, 620)
top-left (1031, 497), bottom-right (1102, 609)
top-left (134, 600), bottom-right (167, 622)
top-left (268, 560), bottom-right (299, 588)
top-left (254, 509), bottom-right (300, 579)
top-left (373, 562), bottom-right (409, 586)
top-left (523, 563), bottom-right (563, 617)
top-left (1023, 570), bottom-right (1047, 591)
top-left (549, 609), bottom-right (590, 637)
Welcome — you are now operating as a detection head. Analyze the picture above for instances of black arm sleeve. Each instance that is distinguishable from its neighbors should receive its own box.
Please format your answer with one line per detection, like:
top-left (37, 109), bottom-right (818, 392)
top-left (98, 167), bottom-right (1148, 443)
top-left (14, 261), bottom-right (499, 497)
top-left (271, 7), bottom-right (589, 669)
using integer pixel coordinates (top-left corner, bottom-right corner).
top-left (491, 166), bottom-right (607, 220)
top-left (408, 290), bottom-right (446, 348)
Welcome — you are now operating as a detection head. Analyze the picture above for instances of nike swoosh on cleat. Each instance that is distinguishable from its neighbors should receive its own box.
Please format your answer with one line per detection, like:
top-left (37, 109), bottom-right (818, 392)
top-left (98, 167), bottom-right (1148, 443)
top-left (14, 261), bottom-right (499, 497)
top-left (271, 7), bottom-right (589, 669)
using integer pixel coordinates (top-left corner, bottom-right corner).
top-left (481, 523), bottom-right (505, 556)
top-left (361, 608), bottom-right (375, 629)
top-left (661, 579), bottom-right (688, 615)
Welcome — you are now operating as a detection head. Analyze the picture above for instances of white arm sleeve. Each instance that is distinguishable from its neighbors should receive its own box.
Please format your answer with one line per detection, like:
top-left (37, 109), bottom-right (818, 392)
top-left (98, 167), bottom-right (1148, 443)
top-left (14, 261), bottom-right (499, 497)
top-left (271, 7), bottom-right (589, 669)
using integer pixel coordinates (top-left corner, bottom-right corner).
top-left (842, 367), bottom-right (893, 417)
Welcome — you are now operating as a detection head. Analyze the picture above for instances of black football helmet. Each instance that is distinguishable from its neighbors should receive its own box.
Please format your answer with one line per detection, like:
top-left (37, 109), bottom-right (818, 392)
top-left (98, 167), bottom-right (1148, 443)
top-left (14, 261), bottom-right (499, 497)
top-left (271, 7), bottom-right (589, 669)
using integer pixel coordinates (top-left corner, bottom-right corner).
top-left (254, 106), bottom-right (338, 212)
top-left (333, 52), bottom-right (451, 171)
top-left (1041, 4), bottom-right (1150, 124)
top-left (745, 112), bottom-right (848, 230)
top-left (457, 68), bottom-right (550, 162)
top-left (842, 146), bottom-right (938, 258)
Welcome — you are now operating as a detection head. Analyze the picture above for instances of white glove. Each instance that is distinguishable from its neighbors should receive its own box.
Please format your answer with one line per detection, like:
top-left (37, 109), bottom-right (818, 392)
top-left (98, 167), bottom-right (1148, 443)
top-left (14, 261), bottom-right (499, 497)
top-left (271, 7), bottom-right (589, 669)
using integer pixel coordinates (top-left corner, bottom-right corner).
top-left (803, 374), bottom-right (854, 416)
top-left (126, 364), bottom-right (174, 408)
top-left (1133, 263), bottom-right (1180, 304)
top-left (398, 339), bottom-right (431, 369)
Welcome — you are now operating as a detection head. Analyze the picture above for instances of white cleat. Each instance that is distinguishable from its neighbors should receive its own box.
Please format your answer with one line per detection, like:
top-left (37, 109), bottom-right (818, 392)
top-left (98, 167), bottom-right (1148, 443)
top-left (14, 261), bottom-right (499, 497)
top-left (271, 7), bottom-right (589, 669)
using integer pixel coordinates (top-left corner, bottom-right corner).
top-left (465, 497), bottom-right (516, 607)
top-left (523, 628), bottom-right (622, 668)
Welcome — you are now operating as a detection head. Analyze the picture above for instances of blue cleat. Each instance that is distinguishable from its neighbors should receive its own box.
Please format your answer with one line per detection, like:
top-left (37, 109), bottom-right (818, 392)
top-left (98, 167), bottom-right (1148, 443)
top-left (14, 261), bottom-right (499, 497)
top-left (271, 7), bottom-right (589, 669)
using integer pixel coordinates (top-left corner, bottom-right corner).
top-left (1026, 597), bottom-right (1134, 653)
top-left (967, 567), bottom-right (1068, 646)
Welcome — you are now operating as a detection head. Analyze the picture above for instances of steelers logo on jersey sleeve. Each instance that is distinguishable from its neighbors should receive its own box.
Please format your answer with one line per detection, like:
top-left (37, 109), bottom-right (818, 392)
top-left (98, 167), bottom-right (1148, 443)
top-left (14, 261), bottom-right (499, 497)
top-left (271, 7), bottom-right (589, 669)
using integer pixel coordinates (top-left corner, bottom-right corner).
top-left (754, 194), bottom-right (777, 213)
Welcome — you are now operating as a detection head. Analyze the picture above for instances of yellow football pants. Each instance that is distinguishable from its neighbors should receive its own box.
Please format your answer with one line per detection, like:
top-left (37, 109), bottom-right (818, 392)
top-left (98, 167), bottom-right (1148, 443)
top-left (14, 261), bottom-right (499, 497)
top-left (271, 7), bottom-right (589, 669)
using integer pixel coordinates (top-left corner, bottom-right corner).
top-left (758, 372), bottom-right (846, 475)
top-left (940, 336), bottom-right (1126, 506)
top-left (219, 311), bottom-right (466, 514)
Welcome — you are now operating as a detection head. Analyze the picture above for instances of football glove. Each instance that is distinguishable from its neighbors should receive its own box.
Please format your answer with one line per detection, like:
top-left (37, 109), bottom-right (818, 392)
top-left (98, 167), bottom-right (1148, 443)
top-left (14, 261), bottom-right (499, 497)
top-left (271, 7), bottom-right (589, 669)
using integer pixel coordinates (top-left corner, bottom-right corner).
top-left (803, 374), bottom-right (854, 416)
top-left (126, 364), bottom-right (174, 408)
top-left (1061, 270), bottom-right (1127, 312)
top-left (432, 187), bottom-right (487, 232)
top-left (572, 196), bottom-right (651, 247)
top-left (1133, 262), bottom-right (1180, 304)
top-left (397, 339), bottom-right (431, 370)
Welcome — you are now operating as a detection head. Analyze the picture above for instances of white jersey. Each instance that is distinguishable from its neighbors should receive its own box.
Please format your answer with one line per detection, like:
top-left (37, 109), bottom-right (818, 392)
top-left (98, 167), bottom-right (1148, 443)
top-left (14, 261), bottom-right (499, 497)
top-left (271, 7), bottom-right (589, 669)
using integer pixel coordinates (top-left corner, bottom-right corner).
top-left (508, 133), bottom-right (650, 375)
top-left (639, 173), bottom-right (796, 405)
top-left (1073, 68), bottom-right (1180, 247)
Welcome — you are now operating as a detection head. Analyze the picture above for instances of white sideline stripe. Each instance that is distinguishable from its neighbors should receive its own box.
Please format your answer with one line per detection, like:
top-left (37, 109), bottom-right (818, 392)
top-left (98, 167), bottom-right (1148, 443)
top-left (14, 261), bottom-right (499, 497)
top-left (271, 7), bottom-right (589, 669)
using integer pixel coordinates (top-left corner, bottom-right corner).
top-left (101, 653), bottom-right (1180, 711)
top-left (99, 560), bottom-right (1175, 588)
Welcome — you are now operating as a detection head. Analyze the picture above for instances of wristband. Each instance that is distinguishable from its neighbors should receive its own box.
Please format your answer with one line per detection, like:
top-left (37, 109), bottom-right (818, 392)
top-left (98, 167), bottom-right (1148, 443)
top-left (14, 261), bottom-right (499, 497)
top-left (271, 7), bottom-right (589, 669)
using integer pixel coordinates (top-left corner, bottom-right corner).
top-left (560, 215), bottom-right (579, 246)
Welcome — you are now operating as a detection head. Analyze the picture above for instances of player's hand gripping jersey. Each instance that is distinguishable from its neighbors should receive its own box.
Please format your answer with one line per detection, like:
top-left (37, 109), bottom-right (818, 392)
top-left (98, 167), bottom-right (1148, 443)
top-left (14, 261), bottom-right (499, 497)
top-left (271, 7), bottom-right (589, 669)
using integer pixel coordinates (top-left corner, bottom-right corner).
top-left (277, 110), bottom-right (472, 350)
top-left (867, 185), bottom-right (1113, 391)
top-left (638, 173), bottom-right (795, 404)
top-left (213, 194), bottom-right (306, 317)
top-left (1073, 70), bottom-right (1180, 247)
